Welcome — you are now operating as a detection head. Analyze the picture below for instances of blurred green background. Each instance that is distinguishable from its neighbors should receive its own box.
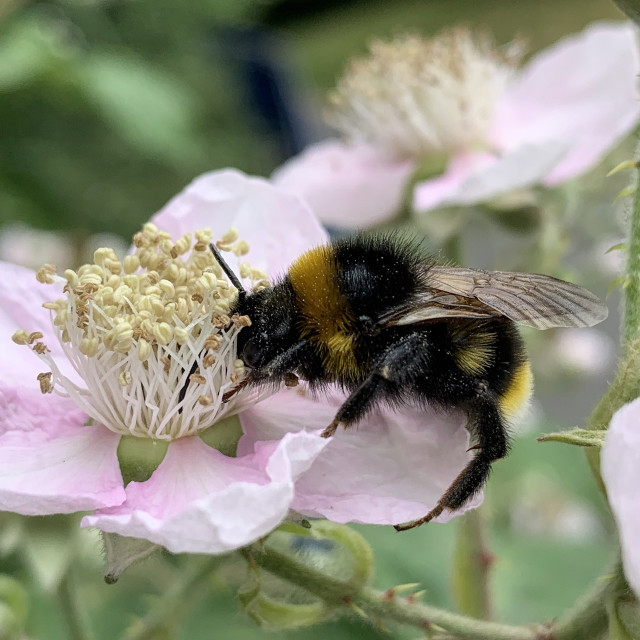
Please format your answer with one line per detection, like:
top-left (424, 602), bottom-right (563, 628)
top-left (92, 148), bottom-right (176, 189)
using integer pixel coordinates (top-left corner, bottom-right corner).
top-left (0, 0), bottom-right (633, 638)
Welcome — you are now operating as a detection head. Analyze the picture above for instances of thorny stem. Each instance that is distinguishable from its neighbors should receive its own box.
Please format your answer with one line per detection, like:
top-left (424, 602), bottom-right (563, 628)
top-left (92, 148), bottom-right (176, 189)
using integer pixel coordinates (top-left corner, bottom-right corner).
top-left (451, 509), bottom-right (494, 620)
top-left (247, 542), bottom-right (555, 639)
top-left (622, 146), bottom-right (640, 351)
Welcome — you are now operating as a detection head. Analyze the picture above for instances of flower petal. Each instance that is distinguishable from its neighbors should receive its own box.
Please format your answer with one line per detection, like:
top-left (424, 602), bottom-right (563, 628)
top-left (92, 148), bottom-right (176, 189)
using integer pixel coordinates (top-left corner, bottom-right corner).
top-left (82, 431), bottom-right (328, 554)
top-left (413, 143), bottom-right (567, 211)
top-left (151, 169), bottom-right (327, 277)
top-left (0, 261), bottom-right (69, 386)
top-left (272, 140), bottom-right (416, 228)
top-left (601, 398), bottom-right (640, 598)
top-left (0, 385), bottom-right (125, 515)
top-left (493, 21), bottom-right (640, 184)
top-left (239, 388), bottom-right (480, 525)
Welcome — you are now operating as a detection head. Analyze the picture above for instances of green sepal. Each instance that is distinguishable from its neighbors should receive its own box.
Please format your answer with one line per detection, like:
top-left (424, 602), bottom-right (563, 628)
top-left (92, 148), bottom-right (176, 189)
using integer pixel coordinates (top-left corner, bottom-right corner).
top-left (239, 581), bottom-right (332, 630)
top-left (240, 521), bottom-right (374, 631)
top-left (608, 594), bottom-right (636, 640)
top-left (199, 415), bottom-right (243, 457)
top-left (538, 427), bottom-right (607, 448)
top-left (102, 532), bottom-right (160, 584)
top-left (117, 436), bottom-right (169, 485)
top-left (0, 575), bottom-right (28, 638)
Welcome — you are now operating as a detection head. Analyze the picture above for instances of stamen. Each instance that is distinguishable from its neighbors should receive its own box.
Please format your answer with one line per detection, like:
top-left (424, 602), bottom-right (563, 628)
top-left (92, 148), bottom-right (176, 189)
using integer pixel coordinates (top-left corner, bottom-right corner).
top-left (18, 225), bottom-right (270, 441)
top-left (329, 27), bottom-right (522, 159)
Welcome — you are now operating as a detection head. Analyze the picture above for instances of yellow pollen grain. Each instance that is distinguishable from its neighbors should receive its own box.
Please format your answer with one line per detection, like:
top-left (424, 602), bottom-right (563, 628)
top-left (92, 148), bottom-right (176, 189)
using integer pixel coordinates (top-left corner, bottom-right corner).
top-left (221, 227), bottom-right (239, 244)
top-left (203, 353), bottom-right (216, 368)
top-left (119, 371), bottom-right (133, 386)
top-left (11, 329), bottom-right (30, 345)
top-left (190, 373), bottom-right (206, 385)
top-left (198, 395), bottom-right (213, 406)
top-left (79, 337), bottom-right (99, 357)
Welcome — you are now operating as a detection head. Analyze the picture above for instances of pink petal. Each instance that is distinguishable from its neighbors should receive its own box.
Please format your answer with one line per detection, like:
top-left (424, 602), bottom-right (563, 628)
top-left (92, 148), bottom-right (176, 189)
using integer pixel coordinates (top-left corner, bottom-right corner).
top-left (82, 431), bottom-right (328, 554)
top-left (0, 261), bottom-right (68, 386)
top-left (602, 398), bottom-right (640, 598)
top-left (239, 387), bottom-right (480, 525)
top-left (413, 143), bottom-right (566, 211)
top-left (0, 385), bottom-right (125, 515)
top-left (237, 386), bottom-right (337, 456)
top-left (493, 21), bottom-right (640, 184)
top-left (151, 169), bottom-right (327, 277)
top-left (272, 140), bottom-right (416, 228)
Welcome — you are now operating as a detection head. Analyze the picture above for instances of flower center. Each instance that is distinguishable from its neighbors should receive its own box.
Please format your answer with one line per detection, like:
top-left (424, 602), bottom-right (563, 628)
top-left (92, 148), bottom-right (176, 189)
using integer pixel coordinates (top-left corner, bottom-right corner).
top-left (13, 223), bottom-right (268, 441)
top-left (328, 27), bottom-right (521, 159)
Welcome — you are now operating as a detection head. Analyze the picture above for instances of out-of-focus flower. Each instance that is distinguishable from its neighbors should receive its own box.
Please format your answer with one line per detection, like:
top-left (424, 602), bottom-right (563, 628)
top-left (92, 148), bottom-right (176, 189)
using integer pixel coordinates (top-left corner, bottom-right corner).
top-left (0, 224), bottom-right (75, 271)
top-left (273, 22), bottom-right (640, 228)
top-left (602, 398), bottom-right (640, 597)
top-left (0, 170), bottom-right (479, 556)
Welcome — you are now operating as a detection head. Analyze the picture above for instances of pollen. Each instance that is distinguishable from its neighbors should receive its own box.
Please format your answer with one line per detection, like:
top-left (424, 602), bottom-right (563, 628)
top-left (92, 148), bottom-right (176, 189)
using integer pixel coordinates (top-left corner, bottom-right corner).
top-left (328, 27), bottom-right (522, 159)
top-left (16, 224), bottom-right (267, 441)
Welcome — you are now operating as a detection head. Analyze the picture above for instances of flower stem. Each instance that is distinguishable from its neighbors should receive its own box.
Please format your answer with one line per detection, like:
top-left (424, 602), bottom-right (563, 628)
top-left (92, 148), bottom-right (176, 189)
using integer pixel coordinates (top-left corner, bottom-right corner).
top-left (623, 150), bottom-right (640, 350)
top-left (247, 542), bottom-right (545, 639)
top-left (57, 572), bottom-right (96, 640)
top-left (451, 509), bottom-right (494, 620)
top-left (122, 557), bottom-right (221, 640)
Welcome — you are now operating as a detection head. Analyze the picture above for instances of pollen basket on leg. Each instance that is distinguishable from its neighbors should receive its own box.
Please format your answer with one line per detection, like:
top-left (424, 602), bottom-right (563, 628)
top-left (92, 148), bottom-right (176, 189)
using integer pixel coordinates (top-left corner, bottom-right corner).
top-left (31, 224), bottom-right (254, 440)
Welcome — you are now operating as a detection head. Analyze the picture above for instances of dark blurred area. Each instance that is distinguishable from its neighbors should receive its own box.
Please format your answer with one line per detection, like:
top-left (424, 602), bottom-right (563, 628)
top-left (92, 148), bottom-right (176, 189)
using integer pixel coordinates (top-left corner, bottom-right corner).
top-left (0, 0), bottom-right (624, 258)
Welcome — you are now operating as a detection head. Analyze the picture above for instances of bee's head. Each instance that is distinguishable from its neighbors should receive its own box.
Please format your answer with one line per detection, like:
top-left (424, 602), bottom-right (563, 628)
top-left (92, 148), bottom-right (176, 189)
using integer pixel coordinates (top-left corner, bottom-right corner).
top-left (233, 281), bottom-right (299, 375)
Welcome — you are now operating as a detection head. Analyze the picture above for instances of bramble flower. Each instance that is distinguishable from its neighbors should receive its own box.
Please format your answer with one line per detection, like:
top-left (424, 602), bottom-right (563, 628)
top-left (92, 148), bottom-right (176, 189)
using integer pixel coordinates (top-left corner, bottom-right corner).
top-left (0, 170), bottom-right (479, 556)
top-left (273, 22), bottom-right (640, 228)
top-left (601, 398), bottom-right (640, 597)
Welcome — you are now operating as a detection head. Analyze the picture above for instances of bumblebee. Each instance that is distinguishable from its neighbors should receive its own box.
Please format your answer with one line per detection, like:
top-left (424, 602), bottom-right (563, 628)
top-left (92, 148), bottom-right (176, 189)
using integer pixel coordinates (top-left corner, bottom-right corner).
top-left (211, 234), bottom-right (607, 530)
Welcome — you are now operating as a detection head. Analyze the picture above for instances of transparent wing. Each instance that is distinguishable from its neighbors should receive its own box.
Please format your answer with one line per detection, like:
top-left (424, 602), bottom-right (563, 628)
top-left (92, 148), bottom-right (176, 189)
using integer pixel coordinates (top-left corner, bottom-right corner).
top-left (381, 266), bottom-right (608, 329)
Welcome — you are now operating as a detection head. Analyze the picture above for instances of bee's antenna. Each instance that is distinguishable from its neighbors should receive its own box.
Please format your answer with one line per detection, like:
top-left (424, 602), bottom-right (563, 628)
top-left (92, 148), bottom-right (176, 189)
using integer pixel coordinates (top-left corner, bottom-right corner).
top-left (209, 242), bottom-right (246, 301)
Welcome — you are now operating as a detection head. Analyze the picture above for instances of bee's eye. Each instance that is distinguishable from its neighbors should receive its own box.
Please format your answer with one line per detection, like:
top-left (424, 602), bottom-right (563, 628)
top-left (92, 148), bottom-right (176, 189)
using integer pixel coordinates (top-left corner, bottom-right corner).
top-left (242, 339), bottom-right (263, 368)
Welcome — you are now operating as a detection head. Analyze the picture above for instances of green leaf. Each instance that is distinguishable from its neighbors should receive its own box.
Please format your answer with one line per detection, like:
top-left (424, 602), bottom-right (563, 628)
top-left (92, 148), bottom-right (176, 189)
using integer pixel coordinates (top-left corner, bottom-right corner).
top-left (537, 428), bottom-right (607, 447)
top-left (77, 53), bottom-right (202, 163)
top-left (0, 16), bottom-right (74, 91)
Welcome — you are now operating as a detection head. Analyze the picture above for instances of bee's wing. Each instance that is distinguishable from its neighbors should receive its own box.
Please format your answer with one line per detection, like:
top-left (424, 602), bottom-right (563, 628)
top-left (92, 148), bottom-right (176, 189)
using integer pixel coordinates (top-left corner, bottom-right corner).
top-left (381, 266), bottom-right (608, 330)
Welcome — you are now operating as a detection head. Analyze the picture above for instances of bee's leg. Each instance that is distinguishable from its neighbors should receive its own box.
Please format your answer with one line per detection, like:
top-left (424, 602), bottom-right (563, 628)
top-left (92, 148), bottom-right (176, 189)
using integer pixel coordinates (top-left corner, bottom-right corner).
top-left (320, 373), bottom-right (387, 438)
top-left (321, 333), bottom-right (426, 438)
top-left (394, 386), bottom-right (509, 531)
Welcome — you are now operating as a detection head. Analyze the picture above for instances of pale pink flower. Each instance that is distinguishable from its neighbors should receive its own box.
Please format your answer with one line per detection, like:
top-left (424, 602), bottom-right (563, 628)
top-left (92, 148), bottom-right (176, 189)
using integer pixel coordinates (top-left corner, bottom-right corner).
top-left (601, 398), bottom-right (640, 597)
top-left (0, 170), bottom-right (478, 555)
top-left (273, 22), bottom-right (639, 228)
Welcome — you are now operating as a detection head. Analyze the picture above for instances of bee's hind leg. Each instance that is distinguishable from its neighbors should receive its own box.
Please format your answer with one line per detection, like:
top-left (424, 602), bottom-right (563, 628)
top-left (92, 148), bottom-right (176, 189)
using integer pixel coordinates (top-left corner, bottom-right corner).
top-left (395, 385), bottom-right (509, 531)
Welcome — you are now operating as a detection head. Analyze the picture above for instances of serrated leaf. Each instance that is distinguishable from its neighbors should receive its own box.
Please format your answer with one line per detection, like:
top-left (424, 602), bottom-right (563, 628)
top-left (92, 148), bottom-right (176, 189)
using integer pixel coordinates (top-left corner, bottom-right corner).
top-left (537, 428), bottom-right (607, 448)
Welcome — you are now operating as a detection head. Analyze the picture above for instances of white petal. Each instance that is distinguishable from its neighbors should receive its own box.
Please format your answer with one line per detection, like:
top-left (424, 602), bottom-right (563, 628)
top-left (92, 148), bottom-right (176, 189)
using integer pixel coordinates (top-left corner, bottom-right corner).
top-left (602, 398), bottom-right (640, 598)
top-left (272, 140), bottom-right (415, 229)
